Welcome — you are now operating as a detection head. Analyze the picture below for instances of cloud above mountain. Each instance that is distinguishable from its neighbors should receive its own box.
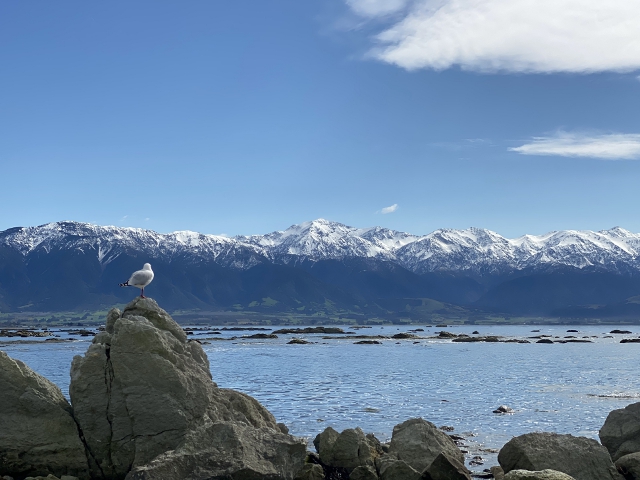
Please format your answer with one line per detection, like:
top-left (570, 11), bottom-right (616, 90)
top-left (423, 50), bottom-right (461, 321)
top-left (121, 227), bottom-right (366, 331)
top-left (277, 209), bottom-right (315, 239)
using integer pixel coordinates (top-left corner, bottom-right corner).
top-left (346, 0), bottom-right (640, 73)
top-left (510, 132), bottom-right (640, 160)
top-left (380, 203), bottom-right (399, 214)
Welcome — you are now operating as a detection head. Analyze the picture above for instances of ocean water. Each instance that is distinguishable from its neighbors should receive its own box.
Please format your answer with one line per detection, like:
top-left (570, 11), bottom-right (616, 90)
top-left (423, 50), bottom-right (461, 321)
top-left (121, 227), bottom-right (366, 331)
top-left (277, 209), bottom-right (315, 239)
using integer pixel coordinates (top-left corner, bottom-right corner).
top-left (3, 324), bottom-right (640, 470)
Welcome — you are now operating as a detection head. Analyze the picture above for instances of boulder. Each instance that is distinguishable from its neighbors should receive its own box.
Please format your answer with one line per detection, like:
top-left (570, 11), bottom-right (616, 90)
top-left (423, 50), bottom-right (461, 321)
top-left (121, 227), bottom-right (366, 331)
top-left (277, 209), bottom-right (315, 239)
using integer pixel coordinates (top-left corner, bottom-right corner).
top-left (325, 427), bottom-right (376, 472)
top-left (388, 418), bottom-right (463, 473)
top-left (498, 432), bottom-right (623, 480)
top-left (377, 458), bottom-right (420, 480)
top-left (503, 470), bottom-right (575, 480)
top-left (125, 419), bottom-right (307, 480)
top-left (616, 452), bottom-right (640, 480)
top-left (420, 452), bottom-right (471, 480)
top-left (0, 351), bottom-right (90, 480)
top-left (350, 465), bottom-right (379, 480)
top-left (294, 463), bottom-right (325, 480)
top-left (70, 298), bottom-right (304, 480)
top-left (491, 466), bottom-right (505, 480)
top-left (600, 402), bottom-right (640, 462)
top-left (313, 426), bottom-right (340, 464)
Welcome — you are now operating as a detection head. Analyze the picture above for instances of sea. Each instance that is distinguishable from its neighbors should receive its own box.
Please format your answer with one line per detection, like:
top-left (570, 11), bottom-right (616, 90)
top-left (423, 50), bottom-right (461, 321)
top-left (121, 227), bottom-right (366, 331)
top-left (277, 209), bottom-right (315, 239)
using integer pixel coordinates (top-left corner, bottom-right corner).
top-left (3, 324), bottom-right (640, 472)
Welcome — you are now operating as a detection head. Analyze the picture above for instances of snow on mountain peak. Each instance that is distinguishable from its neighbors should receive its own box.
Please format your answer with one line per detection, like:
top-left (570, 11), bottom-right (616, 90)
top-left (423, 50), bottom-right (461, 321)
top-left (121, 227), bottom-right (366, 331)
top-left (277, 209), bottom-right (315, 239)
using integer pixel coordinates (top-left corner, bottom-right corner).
top-left (2, 220), bottom-right (640, 274)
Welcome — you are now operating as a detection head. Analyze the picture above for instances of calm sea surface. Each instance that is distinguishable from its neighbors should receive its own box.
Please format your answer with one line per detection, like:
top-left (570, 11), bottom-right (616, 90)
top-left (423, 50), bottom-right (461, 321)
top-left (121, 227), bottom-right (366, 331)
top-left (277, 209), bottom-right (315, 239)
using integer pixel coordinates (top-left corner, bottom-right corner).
top-left (3, 324), bottom-right (640, 469)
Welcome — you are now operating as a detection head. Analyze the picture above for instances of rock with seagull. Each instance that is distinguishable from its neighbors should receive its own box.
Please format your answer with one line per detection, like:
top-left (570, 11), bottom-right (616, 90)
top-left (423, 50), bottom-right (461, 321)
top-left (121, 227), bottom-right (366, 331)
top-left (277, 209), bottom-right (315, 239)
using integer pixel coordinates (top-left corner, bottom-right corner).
top-left (119, 263), bottom-right (154, 298)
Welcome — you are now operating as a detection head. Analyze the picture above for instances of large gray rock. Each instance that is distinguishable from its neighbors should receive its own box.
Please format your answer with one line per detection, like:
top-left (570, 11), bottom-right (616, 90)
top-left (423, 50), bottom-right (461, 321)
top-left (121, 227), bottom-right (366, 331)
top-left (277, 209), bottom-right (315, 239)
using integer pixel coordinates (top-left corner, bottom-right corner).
top-left (504, 470), bottom-right (575, 480)
top-left (313, 426), bottom-right (340, 464)
top-left (388, 418), bottom-right (463, 473)
top-left (0, 351), bottom-right (90, 480)
top-left (125, 419), bottom-right (307, 480)
top-left (600, 402), bottom-right (640, 462)
top-left (498, 432), bottom-right (623, 480)
top-left (420, 452), bottom-right (471, 480)
top-left (70, 298), bottom-right (302, 480)
top-left (616, 452), bottom-right (640, 480)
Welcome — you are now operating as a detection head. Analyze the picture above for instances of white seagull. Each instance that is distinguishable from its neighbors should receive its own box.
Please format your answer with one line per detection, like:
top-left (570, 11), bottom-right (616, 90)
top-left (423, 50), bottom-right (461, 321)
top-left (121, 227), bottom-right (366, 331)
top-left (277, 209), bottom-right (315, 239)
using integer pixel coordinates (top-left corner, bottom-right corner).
top-left (119, 263), bottom-right (154, 298)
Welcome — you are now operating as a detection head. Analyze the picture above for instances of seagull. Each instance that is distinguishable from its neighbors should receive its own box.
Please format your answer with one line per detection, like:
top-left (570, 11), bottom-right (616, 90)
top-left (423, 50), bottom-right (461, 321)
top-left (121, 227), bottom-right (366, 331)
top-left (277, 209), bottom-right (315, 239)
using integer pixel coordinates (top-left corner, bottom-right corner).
top-left (119, 263), bottom-right (154, 298)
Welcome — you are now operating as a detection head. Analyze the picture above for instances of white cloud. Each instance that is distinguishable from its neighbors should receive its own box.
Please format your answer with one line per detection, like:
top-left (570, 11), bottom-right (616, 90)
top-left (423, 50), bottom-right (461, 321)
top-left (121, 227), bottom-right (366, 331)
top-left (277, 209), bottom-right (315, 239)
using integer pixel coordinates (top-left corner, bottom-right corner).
top-left (510, 132), bottom-right (640, 160)
top-left (348, 0), bottom-right (640, 73)
top-left (380, 203), bottom-right (399, 214)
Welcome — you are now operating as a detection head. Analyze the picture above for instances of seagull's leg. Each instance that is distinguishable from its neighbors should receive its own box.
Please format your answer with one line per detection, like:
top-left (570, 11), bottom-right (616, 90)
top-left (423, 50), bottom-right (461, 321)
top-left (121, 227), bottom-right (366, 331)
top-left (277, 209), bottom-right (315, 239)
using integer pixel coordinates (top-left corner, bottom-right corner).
top-left (140, 287), bottom-right (145, 298)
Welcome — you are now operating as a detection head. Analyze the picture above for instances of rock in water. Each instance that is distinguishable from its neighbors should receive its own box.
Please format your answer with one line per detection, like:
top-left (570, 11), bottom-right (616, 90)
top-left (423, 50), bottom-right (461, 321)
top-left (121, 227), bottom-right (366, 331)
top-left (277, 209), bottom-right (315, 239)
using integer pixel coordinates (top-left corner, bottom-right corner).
top-left (70, 297), bottom-right (305, 480)
top-left (421, 451), bottom-right (471, 479)
top-left (0, 351), bottom-right (90, 479)
top-left (388, 418), bottom-right (464, 473)
top-left (498, 432), bottom-right (623, 480)
top-left (600, 401), bottom-right (640, 462)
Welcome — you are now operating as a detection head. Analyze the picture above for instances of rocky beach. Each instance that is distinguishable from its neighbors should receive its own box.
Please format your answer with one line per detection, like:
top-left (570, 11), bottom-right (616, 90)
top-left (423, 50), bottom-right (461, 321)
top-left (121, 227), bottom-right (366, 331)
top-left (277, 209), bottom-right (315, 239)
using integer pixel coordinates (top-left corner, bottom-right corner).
top-left (1, 298), bottom-right (639, 480)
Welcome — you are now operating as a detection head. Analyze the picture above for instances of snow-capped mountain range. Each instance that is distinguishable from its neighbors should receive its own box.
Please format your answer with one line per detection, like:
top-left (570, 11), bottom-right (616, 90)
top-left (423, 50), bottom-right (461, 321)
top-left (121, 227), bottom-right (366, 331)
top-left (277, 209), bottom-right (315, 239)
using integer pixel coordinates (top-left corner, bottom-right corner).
top-left (3, 219), bottom-right (640, 276)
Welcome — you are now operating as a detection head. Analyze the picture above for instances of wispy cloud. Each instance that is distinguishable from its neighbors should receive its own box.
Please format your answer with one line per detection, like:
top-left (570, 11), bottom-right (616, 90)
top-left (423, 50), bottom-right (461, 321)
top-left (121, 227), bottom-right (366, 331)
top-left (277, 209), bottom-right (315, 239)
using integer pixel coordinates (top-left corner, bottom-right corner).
top-left (119, 215), bottom-right (129, 222)
top-left (510, 132), bottom-right (640, 160)
top-left (346, 0), bottom-right (640, 73)
top-left (379, 203), bottom-right (399, 214)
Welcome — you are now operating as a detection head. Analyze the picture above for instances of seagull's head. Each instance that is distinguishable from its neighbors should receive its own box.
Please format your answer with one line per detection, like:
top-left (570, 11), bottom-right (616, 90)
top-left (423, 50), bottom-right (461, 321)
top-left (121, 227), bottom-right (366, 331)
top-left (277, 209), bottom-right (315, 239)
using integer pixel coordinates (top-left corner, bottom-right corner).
top-left (143, 263), bottom-right (152, 270)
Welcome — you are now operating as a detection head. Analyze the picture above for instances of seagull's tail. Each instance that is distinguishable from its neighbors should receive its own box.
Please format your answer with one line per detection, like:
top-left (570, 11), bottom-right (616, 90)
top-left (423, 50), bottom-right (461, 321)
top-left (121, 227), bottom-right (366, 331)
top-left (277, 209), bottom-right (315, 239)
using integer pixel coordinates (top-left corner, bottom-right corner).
top-left (119, 281), bottom-right (129, 287)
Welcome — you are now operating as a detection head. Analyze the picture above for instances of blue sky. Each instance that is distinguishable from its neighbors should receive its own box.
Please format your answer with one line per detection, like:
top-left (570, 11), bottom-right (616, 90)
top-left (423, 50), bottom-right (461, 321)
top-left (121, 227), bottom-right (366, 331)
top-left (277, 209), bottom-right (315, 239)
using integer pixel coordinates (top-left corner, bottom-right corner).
top-left (2, 0), bottom-right (640, 237)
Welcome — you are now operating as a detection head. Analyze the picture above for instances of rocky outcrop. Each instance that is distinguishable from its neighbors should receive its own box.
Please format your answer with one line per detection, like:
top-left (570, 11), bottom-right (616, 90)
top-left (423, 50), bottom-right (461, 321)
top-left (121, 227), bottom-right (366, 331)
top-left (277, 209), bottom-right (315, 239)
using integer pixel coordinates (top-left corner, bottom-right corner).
top-left (616, 452), bottom-right (640, 480)
top-left (600, 401), bottom-right (640, 462)
top-left (69, 297), bottom-right (305, 480)
top-left (294, 463), bottom-right (325, 480)
top-left (503, 470), bottom-right (576, 480)
top-left (0, 351), bottom-right (89, 480)
top-left (388, 418), bottom-right (464, 473)
top-left (498, 432), bottom-right (623, 480)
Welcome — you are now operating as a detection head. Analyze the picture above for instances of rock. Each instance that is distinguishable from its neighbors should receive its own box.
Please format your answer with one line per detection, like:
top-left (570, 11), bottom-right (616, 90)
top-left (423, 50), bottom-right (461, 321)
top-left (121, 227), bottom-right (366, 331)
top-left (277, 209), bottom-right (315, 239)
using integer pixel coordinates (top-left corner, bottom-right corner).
top-left (355, 340), bottom-right (382, 344)
top-left (600, 401), bottom-right (640, 462)
top-left (125, 419), bottom-right (307, 480)
top-left (420, 452), bottom-right (471, 479)
top-left (536, 339), bottom-right (554, 344)
top-left (0, 351), bottom-right (90, 480)
top-left (616, 452), bottom-right (640, 479)
top-left (377, 457), bottom-right (420, 480)
top-left (438, 331), bottom-right (457, 338)
top-left (350, 465), bottom-right (379, 480)
top-left (273, 327), bottom-right (345, 334)
top-left (243, 333), bottom-right (278, 339)
top-left (494, 405), bottom-right (515, 414)
top-left (610, 330), bottom-right (633, 334)
top-left (621, 339), bottom-right (640, 343)
top-left (314, 426), bottom-right (340, 464)
top-left (278, 422), bottom-right (290, 434)
top-left (498, 432), bottom-right (623, 480)
top-left (503, 470), bottom-right (575, 479)
top-left (325, 427), bottom-right (376, 472)
top-left (294, 463), bottom-right (325, 480)
top-left (392, 333), bottom-right (417, 339)
top-left (491, 466), bottom-right (505, 480)
top-left (388, 418), bottom-right (464, 473)
top-left (288, 338), bottom-right (311, 344)
top-left (70, 298), bottom-right (303, 480)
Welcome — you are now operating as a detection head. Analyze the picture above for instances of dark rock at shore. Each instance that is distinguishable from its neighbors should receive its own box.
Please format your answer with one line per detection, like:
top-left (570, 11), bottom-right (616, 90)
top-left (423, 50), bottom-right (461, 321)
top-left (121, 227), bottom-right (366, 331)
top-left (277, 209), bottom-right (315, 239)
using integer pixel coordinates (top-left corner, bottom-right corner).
top-left (355, 340), bottom-right (382, 344)
top-left (536, 339), bottom-right (554, 344)
top-left (610, 330), bottom-right (633, 334)
top-left (453, 336), bottom-right (501, 343)
top-left (615, 452), bottom-right (640, 480)
top-left (498, 432), bottom-right (623, 480)
top-left (0, 351), bottom-right (90, 480)
top-left (288, 338), bottom-right (312, 344)
top-left (493, 405), bottom-right (514, 414)
top-left (389, 418), bottom-right (464, 473)
top-left (600, 401), bottom-right (640, 462)
top-left (420, 451), bottom-right (471, 479)
top-left (392, 333), bottom-right (418, 339)
top-left (621, 338), bottom-right (640, 343)
top-left (437, 331), bottom-right (457, 338)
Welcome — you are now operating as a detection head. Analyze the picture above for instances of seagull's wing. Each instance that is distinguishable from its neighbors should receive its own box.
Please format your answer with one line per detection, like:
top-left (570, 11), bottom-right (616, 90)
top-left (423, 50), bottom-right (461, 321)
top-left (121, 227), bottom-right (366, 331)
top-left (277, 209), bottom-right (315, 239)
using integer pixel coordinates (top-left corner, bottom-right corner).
top-left (128, 269), bottom-right (154, 287)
